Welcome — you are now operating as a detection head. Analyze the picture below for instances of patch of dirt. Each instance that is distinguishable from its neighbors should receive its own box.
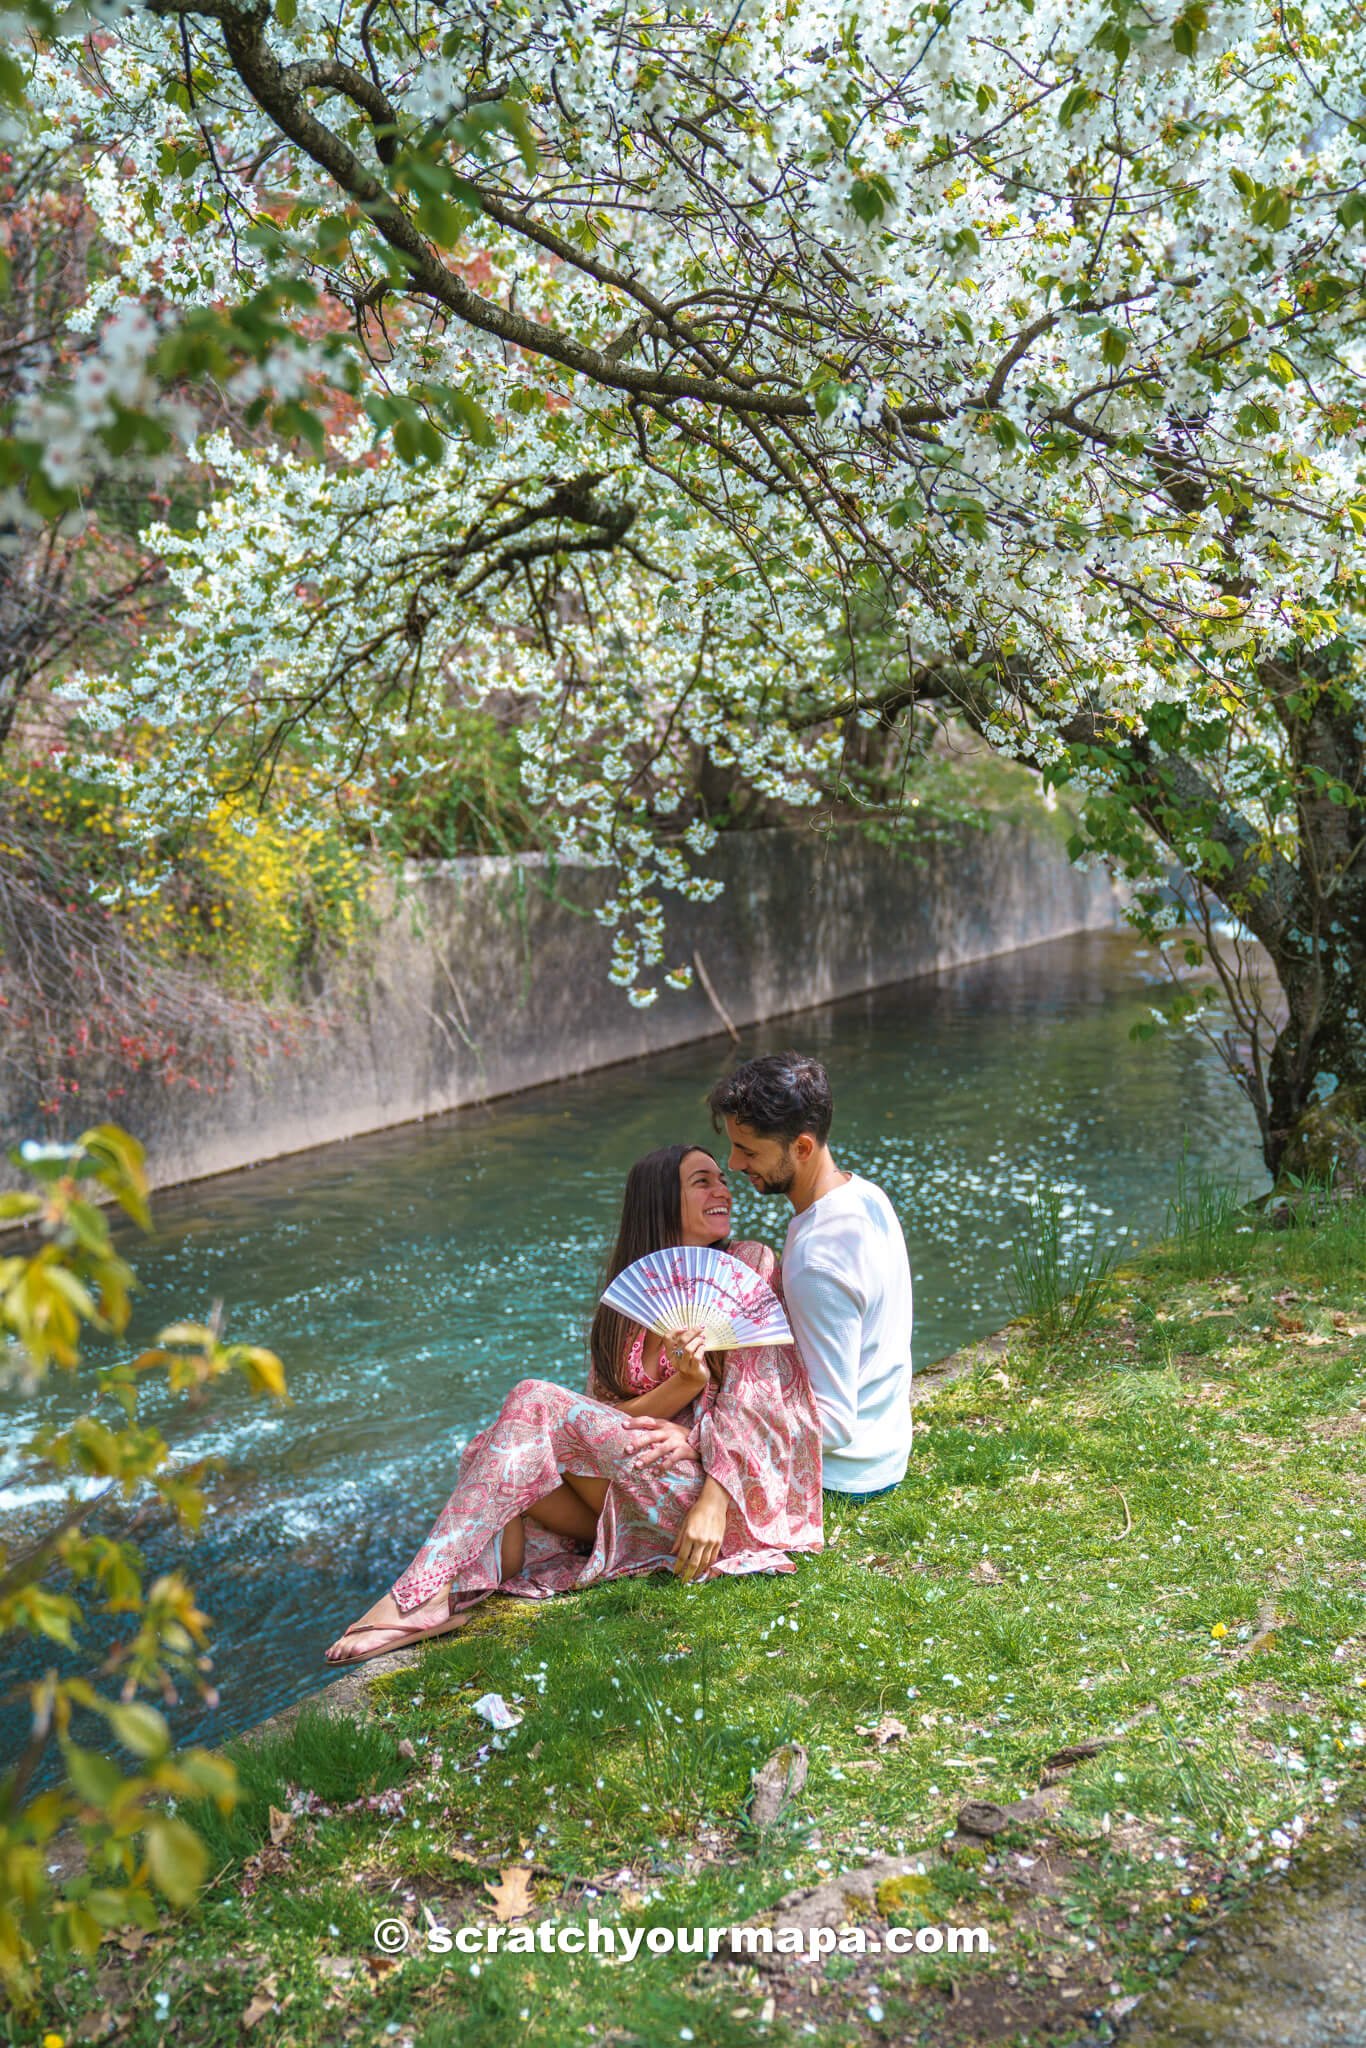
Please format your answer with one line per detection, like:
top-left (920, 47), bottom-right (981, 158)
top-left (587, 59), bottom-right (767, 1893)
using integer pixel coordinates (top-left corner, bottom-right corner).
top-left (702, 1846), bottom-right (1125, 2047)
top-left (1232, 1679), bottom-right (1302, 1720)
top-left (1305, 1407), bottom-right (1366, 1441)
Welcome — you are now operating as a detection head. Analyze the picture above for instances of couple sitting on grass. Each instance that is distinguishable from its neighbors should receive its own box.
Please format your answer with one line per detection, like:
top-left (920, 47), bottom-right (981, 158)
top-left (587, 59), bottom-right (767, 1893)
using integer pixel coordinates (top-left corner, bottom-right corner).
top-left (325, 1052), bottom-right (916, 1666)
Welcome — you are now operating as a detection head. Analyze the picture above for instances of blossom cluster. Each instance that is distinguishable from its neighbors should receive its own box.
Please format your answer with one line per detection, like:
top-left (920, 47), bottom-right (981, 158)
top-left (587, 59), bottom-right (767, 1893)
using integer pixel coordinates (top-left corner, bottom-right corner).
top-left (15, 0), bottom-right (1366, 996)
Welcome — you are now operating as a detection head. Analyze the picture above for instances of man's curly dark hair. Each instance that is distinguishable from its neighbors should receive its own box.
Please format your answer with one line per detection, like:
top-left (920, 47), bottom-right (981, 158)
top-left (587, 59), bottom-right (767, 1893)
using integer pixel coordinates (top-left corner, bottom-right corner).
top-left (706, 1051), bottom-right (833, 1146)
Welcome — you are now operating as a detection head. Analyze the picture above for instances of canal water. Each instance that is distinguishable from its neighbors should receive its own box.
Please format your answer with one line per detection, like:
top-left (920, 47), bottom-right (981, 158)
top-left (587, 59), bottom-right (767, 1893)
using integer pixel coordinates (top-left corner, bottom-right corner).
top-left (1, 929), bottom-right (1266, 1774)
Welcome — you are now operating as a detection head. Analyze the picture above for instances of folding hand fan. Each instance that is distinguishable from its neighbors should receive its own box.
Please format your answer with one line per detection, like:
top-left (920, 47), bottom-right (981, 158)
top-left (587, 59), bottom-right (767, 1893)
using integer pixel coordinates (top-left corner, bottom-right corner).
top-left (600, 1244), bottom-right (793, 1350)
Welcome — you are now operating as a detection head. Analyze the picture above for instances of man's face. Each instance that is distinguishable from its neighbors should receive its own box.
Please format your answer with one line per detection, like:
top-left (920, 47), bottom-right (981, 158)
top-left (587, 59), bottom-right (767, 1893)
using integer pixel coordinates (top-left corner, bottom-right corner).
top-left (722, 1116), bottom-right (798, 1197)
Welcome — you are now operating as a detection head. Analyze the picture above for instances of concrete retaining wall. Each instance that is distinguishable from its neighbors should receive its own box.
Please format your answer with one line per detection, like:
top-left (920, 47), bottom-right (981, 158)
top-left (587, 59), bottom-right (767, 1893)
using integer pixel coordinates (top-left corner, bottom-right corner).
top-left (3, 818), bottom-right (1121, 1192)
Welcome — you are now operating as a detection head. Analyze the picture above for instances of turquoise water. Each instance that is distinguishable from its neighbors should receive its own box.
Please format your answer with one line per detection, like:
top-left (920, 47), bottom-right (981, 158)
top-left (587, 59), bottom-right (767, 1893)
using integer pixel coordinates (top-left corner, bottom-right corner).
top-left (1, 929), bottom-right (1265, 1771)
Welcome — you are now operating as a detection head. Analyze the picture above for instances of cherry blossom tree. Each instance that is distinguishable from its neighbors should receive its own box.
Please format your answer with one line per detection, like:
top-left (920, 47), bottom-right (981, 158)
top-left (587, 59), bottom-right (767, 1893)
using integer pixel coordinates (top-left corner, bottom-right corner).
top-left (10, 0), bottom-right (1366, 1171)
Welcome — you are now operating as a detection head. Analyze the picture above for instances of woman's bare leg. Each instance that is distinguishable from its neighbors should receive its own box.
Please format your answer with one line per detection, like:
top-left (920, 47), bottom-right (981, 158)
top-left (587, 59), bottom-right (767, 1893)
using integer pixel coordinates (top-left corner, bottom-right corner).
top-left (328, 1478), bottom-right (606, 1659)
top-left (500, 1476), bottom-right (605, 1582)
top-left (532, 1477), bottom-right (606, 1531)
top-left (559, 1472), bottom-right (609, 1515)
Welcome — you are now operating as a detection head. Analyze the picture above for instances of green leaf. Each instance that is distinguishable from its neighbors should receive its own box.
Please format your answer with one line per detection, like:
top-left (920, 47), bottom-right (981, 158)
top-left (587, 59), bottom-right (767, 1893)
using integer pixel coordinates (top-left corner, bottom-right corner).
top-left (0, 48), bottom-right (27, 109)
top-left (415, 191), bottom-right (467, 248)
top-left (229, 1345), bottom-right (288, 1398)
top-left (63, 1741), bottom-right (128, 1809)
top-left (143, 1815), bottom-right (209, 1906)
top-left (271, 400), bottom-right (325, 455)
top-left (1100, 327), bottom-right (1129, 366)
top-left (394, 416), bottom-right (444, 465)
top-left (849, 173), bottom-right (893, 224)
top-left (106, 1702), bottom-right (171, 1760)
top-left (447, 390), bottom-right (497, 448)
top-left (1057, 84), bottom-right (1095, 129)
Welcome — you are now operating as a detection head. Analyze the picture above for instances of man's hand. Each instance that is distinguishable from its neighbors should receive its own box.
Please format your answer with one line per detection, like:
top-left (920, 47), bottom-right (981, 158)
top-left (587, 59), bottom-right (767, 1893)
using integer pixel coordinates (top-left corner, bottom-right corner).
top-left (622, 1415), bottom-right (697, 1470)
top-left (673, 1481), bottom-right (730, 1582)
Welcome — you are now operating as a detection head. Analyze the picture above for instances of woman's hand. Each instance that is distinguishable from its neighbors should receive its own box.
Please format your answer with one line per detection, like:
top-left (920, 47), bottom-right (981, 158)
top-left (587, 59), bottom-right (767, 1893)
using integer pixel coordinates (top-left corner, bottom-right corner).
top-left (662, 1325), bottom-right (709, 1385)
top-left (622, 1415), bottom-right (697, 1470)
top-left (673, 1478), bottom-right (731, 1582)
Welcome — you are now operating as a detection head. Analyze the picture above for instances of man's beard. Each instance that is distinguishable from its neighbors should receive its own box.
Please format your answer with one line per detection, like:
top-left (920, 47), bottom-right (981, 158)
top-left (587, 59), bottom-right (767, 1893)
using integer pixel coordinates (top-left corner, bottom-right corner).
top-left (750, 1155), bottom-right (795, 1196)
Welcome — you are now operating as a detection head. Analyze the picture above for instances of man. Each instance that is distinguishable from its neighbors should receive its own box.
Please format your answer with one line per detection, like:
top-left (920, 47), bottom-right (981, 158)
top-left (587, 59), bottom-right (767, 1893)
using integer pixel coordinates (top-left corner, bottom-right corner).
top-left (626, 1051), bottom-right (914, 1501)
top-left (707, 1051), bottom-right (914, 1499)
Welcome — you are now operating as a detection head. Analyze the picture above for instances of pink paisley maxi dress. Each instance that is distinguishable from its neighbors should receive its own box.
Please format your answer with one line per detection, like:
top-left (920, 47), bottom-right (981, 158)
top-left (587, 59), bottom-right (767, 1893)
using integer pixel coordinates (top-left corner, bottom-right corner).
top-left (389, 1239), bottom-right (822, 1618)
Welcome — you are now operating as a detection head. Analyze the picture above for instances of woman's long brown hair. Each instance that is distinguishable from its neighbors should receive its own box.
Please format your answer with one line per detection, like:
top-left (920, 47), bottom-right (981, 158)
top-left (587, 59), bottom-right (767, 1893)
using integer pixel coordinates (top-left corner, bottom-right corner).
top-left (588, 1143), bottom-right (729, 1400)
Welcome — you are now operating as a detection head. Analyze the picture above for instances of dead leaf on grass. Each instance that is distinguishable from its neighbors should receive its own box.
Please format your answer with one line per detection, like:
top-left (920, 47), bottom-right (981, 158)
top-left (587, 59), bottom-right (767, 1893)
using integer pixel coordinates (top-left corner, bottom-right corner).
top-left (73, 2005), bottom-right (121, 2043)
top-left (970, 1558), bottom-right (1003, 1582)
top-left (854, 1715), bottom-right (908, 1748)
top-left (485, 1865), bottom-right (535, 1922)
top-left (267, 1804), bottom-right (292, 1846)
top-left (239, 1843), bottom-right (291, 1898)
top-left (241, 1992), bottom-right (276, 2030)
top-left (748, 1741), bottom-right (809, 1827)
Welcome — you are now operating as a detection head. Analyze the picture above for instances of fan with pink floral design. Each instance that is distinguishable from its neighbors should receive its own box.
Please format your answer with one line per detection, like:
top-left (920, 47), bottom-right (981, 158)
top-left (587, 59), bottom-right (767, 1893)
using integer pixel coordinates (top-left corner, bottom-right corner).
top-left (600, 1244), bottom-right (792, 1351)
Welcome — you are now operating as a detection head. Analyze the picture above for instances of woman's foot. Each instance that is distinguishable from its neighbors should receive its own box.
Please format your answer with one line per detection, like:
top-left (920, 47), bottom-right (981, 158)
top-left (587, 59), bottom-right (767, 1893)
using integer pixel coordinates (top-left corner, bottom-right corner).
top-left (323, 1586), bottom-right (466, 1665)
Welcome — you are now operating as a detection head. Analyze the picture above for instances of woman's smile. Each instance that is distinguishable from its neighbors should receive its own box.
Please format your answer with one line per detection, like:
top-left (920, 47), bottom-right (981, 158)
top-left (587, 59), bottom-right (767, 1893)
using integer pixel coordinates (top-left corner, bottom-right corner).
top-left (679, 1150), bottom-right (734, 1242)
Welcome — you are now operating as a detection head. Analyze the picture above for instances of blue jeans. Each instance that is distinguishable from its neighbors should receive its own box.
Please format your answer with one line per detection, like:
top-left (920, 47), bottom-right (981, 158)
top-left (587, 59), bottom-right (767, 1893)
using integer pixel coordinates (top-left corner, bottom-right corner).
top-left (823, 1480), bottom-right (900, 1505)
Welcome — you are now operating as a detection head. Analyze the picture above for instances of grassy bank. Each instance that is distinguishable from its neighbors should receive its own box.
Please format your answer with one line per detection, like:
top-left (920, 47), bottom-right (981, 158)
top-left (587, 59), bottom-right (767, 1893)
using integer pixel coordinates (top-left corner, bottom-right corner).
top-left (20, 1194), bottom-right (1366, 2048)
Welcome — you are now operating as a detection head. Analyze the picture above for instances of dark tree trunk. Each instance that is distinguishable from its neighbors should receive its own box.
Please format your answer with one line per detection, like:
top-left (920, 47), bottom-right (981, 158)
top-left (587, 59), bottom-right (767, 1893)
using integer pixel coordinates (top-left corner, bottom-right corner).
top-left (1256, 677), bottom-right (1366, 1178)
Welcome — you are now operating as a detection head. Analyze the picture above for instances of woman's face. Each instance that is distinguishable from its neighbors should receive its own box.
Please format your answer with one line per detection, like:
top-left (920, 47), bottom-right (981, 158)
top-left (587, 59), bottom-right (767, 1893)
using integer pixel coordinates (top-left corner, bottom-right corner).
top-left (678, 1150), bottom-right (733, 1245)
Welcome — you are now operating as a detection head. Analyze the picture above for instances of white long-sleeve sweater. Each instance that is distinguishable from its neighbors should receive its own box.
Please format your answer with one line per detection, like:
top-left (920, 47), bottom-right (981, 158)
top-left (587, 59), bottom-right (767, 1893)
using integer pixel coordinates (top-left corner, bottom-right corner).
top-left (780, 1172), bottom-right (914, 1493)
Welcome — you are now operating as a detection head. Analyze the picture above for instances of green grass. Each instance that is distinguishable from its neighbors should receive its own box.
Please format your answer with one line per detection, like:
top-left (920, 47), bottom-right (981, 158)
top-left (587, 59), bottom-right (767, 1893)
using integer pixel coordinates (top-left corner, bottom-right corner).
top-left (1006, 1185), bottom-right (1124, 1338)
top-left (1159, 1145), bottom-right (1250, 1278)
top-left (19, 1206), bottom-right (1366, 2048)
top-left (178, 1704), bottom-right (410, 1871)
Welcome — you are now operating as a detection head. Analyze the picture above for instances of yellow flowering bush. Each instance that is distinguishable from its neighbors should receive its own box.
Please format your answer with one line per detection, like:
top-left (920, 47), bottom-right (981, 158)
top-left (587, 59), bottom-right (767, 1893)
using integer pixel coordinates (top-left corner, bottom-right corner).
top-left (1, 743), bottom-right (370, 1003)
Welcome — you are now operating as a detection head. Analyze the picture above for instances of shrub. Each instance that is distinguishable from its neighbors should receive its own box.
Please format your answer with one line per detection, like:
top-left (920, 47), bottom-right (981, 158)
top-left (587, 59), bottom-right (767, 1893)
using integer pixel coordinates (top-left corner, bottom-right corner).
top-left (1, 741), bottom-right (371, 1004)
top-left (0, 1127), bottom-right (288, 2010)
top-left (363, 708), bottom-right (549, 861)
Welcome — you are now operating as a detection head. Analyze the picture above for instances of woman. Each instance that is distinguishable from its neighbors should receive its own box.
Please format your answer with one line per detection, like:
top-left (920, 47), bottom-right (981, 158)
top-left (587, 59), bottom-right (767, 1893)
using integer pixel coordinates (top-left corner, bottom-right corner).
top-left (323, 1144), bottom-right (823, 1664)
